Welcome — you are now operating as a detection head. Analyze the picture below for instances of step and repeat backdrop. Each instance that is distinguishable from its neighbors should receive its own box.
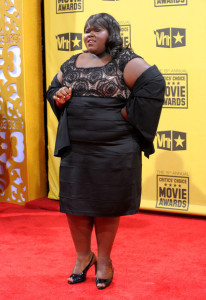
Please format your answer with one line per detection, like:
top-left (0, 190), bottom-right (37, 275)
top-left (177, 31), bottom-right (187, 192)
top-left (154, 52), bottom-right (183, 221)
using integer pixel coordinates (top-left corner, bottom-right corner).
top-left (44, 0), bottom-right (206, 216)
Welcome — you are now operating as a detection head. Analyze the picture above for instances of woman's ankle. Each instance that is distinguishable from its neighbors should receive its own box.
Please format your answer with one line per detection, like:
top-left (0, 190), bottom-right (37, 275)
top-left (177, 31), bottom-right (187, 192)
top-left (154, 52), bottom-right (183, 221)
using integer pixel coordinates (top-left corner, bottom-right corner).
top-left (97, 255), bottom-right (112, 264)
top-left (76, 250), bottom-right (93, 261)
top-left (96, 256), bottom-right (113, 279)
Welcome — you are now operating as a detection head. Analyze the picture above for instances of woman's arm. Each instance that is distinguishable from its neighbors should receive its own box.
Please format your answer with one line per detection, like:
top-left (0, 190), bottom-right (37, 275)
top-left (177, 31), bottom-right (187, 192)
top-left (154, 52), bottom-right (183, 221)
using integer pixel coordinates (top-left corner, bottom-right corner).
top-left (46, 71), bottom-right (72, 119)
top-left (52, 71), bottom-right (72, 108)
top-left (123, 58), bottom-right (151, 89)
top-left (121, 62), bottom-right (166, 157)
top-left (121, 58), bottom-right (151, 119)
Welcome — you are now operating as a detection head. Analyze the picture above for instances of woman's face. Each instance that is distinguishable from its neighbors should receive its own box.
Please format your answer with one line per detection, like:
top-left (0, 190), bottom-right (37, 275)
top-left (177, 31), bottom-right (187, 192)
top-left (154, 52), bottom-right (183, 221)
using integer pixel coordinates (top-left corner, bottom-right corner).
top-left (84, 23), bottom-right (109, 56)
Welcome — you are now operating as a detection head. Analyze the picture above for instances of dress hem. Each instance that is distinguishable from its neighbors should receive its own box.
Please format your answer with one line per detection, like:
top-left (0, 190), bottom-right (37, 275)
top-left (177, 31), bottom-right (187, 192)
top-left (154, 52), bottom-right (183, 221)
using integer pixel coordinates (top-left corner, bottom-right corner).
top-left (59, 206), bottom-right (139, 217)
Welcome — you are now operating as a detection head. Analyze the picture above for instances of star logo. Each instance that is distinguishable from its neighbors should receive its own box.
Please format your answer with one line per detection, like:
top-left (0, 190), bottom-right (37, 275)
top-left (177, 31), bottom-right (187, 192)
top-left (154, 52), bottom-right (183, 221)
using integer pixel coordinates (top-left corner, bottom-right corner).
top-left (173, 131), bottom-right (186, 151)
top-left (174, 135), bottom-right (185, 147)
top-left (70, 33), bottom-right (82, 50)
top-left (171, 28), bottom-right (186, 48)
top-left (71, 36), bottom-right (81, 48)
top-left (173, 31), bottom-right (184, 44)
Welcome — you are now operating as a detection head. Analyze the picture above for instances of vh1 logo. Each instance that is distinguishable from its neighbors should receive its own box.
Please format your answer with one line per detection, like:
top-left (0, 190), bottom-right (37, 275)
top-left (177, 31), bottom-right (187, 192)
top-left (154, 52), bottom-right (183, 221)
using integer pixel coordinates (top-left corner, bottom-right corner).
top-left (56, 33), bottom-right (82, 51)
top-left (157, 131), bottom-right (186, 151)
top-left (154, 28), bottom-right (186, 48)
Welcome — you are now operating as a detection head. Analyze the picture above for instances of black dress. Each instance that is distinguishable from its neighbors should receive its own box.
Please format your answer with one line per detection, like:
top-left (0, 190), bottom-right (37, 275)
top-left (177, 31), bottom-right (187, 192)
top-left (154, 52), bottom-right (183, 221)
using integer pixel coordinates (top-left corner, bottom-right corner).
top-left (47, 49), bottom-right (165, 217)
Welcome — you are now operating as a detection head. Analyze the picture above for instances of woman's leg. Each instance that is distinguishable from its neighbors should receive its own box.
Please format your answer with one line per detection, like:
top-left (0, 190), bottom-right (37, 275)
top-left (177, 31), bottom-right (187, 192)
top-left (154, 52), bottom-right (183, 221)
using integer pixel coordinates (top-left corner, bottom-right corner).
top-left (94, 216), bottom-right (120, 287)
top-left (66, 215), bottom-right (95, 282)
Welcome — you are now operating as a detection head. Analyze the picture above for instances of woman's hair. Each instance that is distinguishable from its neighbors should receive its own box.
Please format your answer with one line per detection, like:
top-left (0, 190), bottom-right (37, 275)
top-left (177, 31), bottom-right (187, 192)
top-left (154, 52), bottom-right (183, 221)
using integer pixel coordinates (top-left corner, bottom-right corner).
top-left (84, 13), bottom-right (123, 58)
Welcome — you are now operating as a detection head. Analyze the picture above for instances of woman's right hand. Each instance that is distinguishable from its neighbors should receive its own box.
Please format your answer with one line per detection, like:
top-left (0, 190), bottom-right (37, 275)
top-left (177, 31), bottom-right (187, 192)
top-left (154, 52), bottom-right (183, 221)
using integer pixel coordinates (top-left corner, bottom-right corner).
top-left (121, 106), bottom-right (128, 121)
top-left (53, 87), bottom-right (72, 108)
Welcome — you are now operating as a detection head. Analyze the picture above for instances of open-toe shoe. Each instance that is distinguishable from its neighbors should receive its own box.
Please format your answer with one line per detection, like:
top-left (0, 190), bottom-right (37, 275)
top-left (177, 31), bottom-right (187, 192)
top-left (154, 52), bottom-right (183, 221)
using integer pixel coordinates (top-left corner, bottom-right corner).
top-left (96, 276), bottom-right (113, 289)
top-left (95, 259), bottom-right (114, 290)
top-left (68, 252), bottom-right (97, 284)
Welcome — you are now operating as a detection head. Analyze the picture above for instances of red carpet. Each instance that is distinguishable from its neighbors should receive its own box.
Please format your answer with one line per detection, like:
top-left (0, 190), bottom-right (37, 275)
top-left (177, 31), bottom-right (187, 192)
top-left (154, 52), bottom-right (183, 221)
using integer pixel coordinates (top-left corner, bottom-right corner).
top-left (0, 198), bottom-right (206, 300)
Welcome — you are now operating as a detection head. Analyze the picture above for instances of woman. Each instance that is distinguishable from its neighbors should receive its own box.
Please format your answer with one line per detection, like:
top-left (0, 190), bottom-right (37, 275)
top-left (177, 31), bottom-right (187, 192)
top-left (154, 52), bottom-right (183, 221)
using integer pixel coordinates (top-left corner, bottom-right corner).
top-left (47, 13), bottom-right (165, 289)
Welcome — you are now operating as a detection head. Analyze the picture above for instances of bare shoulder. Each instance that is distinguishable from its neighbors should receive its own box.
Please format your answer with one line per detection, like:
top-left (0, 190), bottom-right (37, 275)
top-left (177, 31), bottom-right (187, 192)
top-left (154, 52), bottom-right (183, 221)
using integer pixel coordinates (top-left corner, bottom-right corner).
top-left (123, 57), bottom-right (151, 89)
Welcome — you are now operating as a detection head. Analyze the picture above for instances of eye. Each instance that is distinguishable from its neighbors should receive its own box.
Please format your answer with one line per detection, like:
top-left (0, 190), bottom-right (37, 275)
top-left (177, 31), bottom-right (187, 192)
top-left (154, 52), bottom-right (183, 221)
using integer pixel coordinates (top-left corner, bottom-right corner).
top-left (84, 27), bottom-right (91, 33)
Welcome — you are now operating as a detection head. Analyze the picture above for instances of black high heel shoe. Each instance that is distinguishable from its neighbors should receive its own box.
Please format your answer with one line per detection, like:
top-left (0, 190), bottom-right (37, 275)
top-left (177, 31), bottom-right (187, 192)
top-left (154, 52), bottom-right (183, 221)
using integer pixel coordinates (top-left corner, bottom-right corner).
top-left (96, 276), bottom-right (113, 290)
top-left (68, 252), bottom-right (97, 284)
top-left (95, 260), bottom-right (114, 290)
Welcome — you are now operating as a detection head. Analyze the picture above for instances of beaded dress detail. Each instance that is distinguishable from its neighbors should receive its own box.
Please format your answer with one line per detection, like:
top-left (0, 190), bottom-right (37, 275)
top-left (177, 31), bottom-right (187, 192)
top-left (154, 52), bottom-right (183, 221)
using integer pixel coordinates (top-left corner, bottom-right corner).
top-left (60, 49), bottom-right (140, 99)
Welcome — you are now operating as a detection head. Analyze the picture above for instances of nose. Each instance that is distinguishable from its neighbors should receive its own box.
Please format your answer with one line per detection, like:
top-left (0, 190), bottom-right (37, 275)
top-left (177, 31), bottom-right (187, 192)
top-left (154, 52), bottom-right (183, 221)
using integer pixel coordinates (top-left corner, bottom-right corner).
top-left (88, 30), bottom-right (95, 37)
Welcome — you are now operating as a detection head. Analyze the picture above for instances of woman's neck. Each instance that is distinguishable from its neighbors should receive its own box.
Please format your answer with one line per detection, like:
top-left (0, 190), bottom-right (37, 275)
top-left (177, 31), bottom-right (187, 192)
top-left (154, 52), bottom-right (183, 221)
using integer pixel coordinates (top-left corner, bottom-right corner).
top-left (90, 52), bottom-right (110, 60)
top-left (89, 53), bottom-right (112, 65)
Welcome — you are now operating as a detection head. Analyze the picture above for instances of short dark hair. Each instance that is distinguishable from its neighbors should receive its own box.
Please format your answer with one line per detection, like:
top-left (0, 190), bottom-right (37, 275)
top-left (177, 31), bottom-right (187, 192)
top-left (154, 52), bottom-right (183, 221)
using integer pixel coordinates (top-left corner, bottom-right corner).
top-left (84, 13), bottom-right (123, 58)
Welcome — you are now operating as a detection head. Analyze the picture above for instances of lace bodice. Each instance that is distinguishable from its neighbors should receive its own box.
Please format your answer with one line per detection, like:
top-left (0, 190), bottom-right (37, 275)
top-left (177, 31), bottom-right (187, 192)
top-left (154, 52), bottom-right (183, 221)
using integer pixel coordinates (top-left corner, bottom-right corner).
top-left (60, 49), bottom-right (140, 100)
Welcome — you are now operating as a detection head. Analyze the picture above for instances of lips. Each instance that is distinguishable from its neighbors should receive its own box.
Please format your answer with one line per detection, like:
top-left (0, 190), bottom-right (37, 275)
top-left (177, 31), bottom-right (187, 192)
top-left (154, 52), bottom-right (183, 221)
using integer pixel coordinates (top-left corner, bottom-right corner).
top-left (87, 39), bottom-right (96, 44)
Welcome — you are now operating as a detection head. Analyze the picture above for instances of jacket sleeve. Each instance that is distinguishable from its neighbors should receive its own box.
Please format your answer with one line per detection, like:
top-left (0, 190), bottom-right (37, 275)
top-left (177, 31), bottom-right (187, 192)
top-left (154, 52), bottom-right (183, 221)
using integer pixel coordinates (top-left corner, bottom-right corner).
top-left (46, 74), bottom-right (63, 121)
top-left (126, 65), bottom-right (165, 158)
top-left (46, 74), bottom-right (71, 157)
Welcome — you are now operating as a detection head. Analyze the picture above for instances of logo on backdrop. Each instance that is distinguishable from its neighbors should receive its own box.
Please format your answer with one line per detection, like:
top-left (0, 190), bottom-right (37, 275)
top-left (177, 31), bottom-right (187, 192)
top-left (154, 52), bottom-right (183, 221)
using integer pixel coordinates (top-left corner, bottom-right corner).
top-left (56, 33), bottom-right (82, 51)
top-left (56, 0), bottom-right (84, 14)
top-left (156, 175), bottom-right (189, 211)
top-left (163, 73), bottom-right (188, 108)
top-left (120, 25), bottom-right (131, 48)
top-left (154, 0), bottom-right (187, 7)
top-left (156, 131), bottom-right (187, 151)
top-left (154, 28), bottom-right (186, 48)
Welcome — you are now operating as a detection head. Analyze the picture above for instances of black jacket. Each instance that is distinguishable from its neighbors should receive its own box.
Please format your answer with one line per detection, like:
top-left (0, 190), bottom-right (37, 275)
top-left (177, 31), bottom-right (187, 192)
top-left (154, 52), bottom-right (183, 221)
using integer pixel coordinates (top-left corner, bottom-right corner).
top-left (126, 65), bottom-right (165, 157)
